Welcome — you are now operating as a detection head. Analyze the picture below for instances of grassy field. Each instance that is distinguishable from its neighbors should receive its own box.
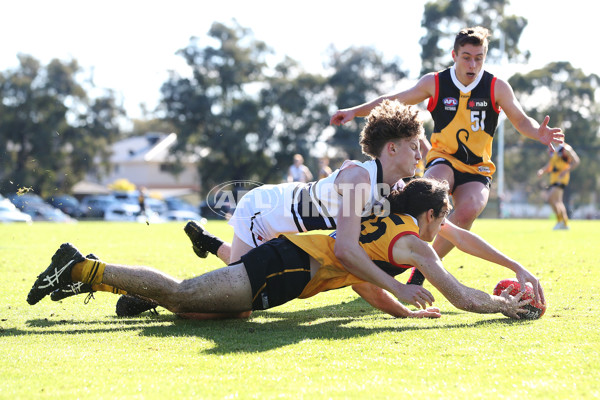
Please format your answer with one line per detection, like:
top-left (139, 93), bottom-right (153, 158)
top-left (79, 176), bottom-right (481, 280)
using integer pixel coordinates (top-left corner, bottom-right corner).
top-left (1, 218), bottom-right (599, 399)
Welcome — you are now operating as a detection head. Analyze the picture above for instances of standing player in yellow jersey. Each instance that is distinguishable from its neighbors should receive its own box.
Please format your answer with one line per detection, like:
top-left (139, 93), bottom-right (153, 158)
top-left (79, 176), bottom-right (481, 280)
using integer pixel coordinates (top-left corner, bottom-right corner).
top-left (330, 26), bottom-right (564, 265)
top-left (537, 143), bottom-right (580, 230)
top-left (27, 178), bottom-right (542, 320)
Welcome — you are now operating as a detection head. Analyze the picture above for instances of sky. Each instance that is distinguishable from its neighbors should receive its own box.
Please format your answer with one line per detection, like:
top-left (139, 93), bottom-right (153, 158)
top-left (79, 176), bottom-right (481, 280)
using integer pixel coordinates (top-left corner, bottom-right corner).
top-left (1, 0), bottom-right (596, 122)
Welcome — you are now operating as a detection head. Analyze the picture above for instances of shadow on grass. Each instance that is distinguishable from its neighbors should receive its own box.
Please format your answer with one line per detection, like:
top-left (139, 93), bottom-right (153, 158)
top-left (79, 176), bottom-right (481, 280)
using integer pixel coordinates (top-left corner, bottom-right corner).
top-left (153, 307), bottom-right (529, 354)
top-left (10, 298), bottom-right (535, 354)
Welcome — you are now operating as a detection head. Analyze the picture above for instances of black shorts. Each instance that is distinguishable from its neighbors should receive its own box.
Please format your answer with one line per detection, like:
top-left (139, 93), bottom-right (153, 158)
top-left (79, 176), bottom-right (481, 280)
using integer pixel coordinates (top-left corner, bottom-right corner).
top-left (240, 237), bottom-right (311, 311)
top-left (426, 158), bottom-right (491, 193)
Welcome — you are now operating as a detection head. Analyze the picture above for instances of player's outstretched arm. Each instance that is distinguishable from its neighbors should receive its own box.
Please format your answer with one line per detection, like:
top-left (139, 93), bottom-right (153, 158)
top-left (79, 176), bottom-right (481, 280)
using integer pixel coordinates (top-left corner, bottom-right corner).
top-left (392, 235), bottom-right (531, 318)
top-left (495, 78), bottom-right (564, 148)
top-left (565, 144), bottom-right (581, 169)
top-left (352, 282), bottom-right (441, 318)
top-left (329, 74), bottom-right (436, 126)
top-left (558, 144), bottom-right (581, 178)
top-left (437, 221), bottom-right (545, 305)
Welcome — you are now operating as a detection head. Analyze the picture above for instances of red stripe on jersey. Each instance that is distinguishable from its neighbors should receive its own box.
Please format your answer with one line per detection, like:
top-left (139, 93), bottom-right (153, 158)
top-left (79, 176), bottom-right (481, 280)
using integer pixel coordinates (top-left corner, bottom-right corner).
top-left (387, 231), bottom-right (420, 267)
top-left (427, 73), bottom-right (440, 112)
top-left (491, 77), bottom-right (501, 113)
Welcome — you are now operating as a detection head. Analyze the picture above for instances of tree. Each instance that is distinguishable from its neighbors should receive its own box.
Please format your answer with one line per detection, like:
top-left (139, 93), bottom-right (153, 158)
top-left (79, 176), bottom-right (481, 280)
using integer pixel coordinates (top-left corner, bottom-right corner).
top-left (0, 55), bottom-right (124, 196)
top-left (158, 22), bottom-right (414, 188)
top-left (257, 56), bottom-right (331, 182)
top-left (327, 46), bottom-right (408, 160)
top-left (419, 0), bottom-right (529, 74)
top-left (159, 21), bottom-right (273, 192)
top-left (159, 21), bottom-right (340, 190)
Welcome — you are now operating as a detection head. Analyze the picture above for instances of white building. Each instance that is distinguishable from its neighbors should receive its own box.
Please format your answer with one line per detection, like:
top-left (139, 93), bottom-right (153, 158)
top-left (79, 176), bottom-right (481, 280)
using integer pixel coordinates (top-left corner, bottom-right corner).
top-left (83, 132), bottom-right (202, 197)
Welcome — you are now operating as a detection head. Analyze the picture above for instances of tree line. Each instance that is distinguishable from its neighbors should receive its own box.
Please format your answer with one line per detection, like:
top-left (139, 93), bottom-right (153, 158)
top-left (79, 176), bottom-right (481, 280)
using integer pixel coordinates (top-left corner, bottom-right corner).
top-left (1, 0), bottom-right (598, 210)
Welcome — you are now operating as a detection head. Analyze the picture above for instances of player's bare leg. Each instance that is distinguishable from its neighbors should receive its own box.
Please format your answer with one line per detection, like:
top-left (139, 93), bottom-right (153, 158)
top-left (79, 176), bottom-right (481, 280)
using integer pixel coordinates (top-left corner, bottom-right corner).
top-left (424, 163), bottom-right (454, 259)
top-left (548, 186), bottom-right (568, 228)
top-left (229, 234), bottom-right (254, 264)
top-left (432, 181), bottom-right (489, 259)
top-left (102, 262), bottom-right (253, 314)
top-left (216, 243), bottom-right (232, 263)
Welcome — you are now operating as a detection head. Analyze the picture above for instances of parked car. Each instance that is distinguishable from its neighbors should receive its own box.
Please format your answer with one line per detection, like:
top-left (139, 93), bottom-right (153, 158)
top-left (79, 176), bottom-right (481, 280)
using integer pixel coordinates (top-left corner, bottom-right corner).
top-left (45, 194), bottom-right (82, 218)
top-left (7, 193), bottom-right (47, 210)
top-left (20, 202), bottom-right (74, 222)
top-left (199, 196), bottom-right (234, 220)
top-left (163, 210), bottom-right (204, 222)
top-left (0, 198), bottom-right (32, 223)
top-left (145, 197), bottom-right (168, 215)
top-left (112, 191), bottom-right (168, 216)
top-left (103, 201), bottom-right (142, 222)
top-left (79, 195), bottom-right (118, 219)
top-left (6, 193), bottom-right (73, 222)
top-left (165, 197), bottom-right (197, 212)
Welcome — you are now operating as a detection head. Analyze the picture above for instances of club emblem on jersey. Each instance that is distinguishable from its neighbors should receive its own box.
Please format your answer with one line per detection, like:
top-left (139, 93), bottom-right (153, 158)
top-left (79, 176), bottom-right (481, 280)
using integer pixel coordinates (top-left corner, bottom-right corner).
top-left (450, 129), bottom-right (484, 166)
top-left (467, 98), bottom-right (489, 111)
top-left (443, 97), bottom-right (458, 111)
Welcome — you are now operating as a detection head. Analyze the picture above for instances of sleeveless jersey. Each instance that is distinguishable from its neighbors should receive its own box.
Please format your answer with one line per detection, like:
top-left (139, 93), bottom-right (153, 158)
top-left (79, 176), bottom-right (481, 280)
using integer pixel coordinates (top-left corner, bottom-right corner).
top-left (549, 145), bottom-right (571, 185)
top-left (229, 159), bottom-right (395, 247)
top-left (284, 213), bottom-right (419, 299)
top-left (426, 66), bottom-right (501, 177)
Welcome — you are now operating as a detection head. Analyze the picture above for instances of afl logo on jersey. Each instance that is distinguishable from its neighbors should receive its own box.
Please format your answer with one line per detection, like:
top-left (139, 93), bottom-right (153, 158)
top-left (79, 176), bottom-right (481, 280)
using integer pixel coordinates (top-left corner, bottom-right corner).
top-left (443, 97), bottom-right (458, 111)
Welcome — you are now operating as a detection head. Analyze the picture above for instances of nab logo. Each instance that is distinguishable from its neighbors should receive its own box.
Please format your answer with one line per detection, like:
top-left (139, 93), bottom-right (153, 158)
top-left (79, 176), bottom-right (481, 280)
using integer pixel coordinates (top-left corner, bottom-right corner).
top-left (443, 97), bottom-right (458, 106)
top-left (468, 98), bottom-right (489, 110)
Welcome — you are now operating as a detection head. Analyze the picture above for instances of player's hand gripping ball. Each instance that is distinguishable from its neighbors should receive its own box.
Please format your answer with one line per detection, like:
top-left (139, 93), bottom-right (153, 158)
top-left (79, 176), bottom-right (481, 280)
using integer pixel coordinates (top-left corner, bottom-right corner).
top-left (493, 278), bottom-right (546, 319)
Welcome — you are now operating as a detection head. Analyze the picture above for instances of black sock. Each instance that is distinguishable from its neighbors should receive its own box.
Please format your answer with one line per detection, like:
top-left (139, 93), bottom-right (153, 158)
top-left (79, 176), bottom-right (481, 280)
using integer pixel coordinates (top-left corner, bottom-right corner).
top-left (202, 231), bottom-right (224, 255)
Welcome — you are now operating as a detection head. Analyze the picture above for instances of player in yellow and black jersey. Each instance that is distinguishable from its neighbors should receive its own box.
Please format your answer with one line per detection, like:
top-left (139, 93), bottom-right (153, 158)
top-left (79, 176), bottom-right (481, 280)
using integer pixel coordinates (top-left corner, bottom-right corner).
top-left (537, 143), bottom-right (580, 230)
top-left (330, 26), bottom-right (564, 270)
top-left (28, 178), bottom-right (545, 321)
top-left (284, 212), bottom-right (420, 300)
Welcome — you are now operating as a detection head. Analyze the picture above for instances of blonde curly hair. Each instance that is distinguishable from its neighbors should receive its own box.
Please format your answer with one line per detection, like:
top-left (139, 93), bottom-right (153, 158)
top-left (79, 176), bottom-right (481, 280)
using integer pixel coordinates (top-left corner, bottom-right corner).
top-left (359, 99), bottom-right (424, 158)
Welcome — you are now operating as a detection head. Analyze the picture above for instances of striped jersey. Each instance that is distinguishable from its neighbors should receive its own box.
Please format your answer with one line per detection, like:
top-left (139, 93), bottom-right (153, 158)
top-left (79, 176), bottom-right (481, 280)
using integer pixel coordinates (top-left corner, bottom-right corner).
top-left (229, 159), bottom-right (401, 247)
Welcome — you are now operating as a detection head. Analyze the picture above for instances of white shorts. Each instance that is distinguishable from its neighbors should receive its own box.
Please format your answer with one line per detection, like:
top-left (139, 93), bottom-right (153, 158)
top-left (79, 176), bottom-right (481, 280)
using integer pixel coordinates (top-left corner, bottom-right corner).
top-left (228, 183), bottom-right (305, 248)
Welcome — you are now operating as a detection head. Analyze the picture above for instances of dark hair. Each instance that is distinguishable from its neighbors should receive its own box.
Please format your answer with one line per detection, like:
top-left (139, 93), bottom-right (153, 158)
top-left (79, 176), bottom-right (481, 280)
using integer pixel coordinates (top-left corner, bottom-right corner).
top-left (359, 99), bottom-right (424, 158)
top-left (454, 26), bottom-right (490, 54)
top-left (387, 178), bottom-right (450, 218)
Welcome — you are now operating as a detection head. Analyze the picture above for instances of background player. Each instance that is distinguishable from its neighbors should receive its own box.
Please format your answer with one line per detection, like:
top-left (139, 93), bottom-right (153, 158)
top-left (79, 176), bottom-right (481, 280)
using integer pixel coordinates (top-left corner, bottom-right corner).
top-left (287, 154), bottom-right (313, 183)
top-left (537, 142), bottom-right (580, 229)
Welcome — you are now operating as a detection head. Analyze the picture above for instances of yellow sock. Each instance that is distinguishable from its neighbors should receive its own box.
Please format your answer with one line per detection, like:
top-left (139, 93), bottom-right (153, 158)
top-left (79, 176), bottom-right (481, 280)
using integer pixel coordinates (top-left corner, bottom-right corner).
top-left (91, 283), bottom-right (127, 295)
top-left (71, 259), bottom-right (106, 285)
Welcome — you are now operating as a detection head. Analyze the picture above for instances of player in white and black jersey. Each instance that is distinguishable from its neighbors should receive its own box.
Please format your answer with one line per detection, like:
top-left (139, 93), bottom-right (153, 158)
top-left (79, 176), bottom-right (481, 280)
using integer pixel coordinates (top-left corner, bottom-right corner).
top-left (190, 100), bottom-right (422, 263)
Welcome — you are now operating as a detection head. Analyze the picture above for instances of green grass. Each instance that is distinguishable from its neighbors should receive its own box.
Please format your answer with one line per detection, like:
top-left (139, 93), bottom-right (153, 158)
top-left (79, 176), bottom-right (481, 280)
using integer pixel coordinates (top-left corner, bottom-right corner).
top-left (1, 219), bottom-right (599, 399)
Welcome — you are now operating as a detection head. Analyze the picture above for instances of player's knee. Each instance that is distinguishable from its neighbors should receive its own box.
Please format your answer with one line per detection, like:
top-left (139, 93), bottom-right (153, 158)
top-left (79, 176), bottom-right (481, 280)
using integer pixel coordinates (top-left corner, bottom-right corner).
top-left (450, 203), bottom-right (483, 227)
top-left (159, 281), bottom-right (197, 312)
